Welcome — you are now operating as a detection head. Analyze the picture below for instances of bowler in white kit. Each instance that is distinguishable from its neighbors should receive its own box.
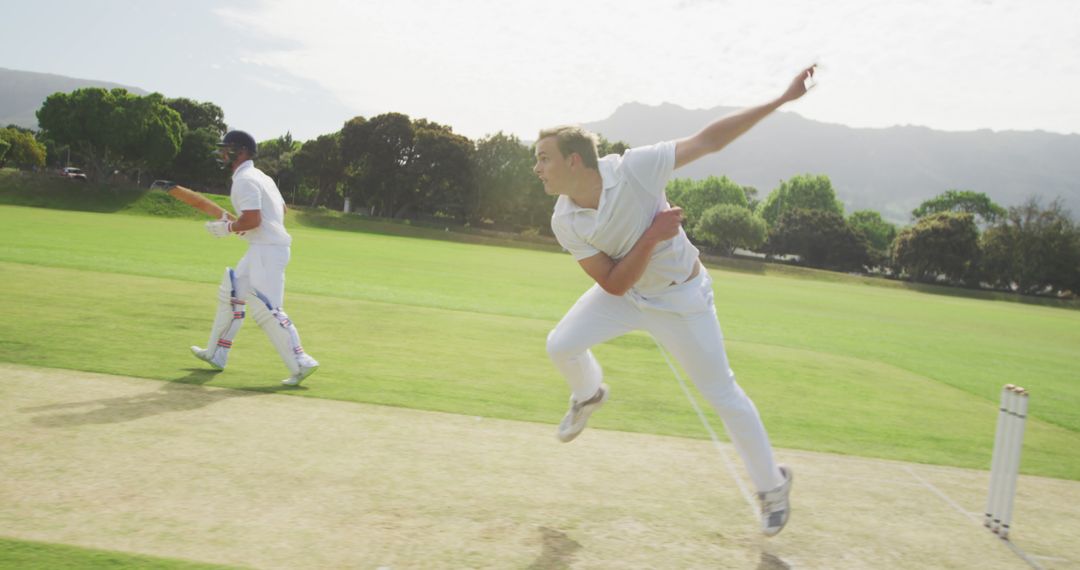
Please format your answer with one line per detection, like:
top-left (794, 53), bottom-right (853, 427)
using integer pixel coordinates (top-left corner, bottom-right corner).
top-left (190, 130), bottom-right (320, 387)
top-left (536, 66), bottom-right (817, 537)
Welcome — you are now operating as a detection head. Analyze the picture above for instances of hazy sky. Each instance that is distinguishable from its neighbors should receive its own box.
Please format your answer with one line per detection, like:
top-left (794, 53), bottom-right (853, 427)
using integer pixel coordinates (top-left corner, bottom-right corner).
top-left (6, 0), bottom-right (1078, 142)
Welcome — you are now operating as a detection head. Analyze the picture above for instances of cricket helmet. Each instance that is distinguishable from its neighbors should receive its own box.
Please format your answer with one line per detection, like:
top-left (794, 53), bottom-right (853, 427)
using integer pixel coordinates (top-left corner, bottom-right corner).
top-left (217, 130), bottom-right (258, 155)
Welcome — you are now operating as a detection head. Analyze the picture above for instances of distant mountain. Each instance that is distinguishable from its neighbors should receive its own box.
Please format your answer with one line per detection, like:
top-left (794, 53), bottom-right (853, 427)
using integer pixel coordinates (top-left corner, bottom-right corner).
top-left (0, 67), bottom-right (148, 131)
top-left (583, 102), bottom-right (1080, 223)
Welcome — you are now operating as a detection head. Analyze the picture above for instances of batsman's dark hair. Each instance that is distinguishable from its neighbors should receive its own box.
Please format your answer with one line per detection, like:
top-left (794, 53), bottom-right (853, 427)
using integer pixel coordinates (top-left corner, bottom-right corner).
top-left (537, 125), bottom-right (599, 170)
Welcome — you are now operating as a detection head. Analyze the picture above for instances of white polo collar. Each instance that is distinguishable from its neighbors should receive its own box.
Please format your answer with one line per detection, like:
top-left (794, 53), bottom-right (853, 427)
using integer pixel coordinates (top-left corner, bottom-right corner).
top-left (557, 156), bottom-right (620, 215)
top-left (232, 160), bottom-right (254, 179)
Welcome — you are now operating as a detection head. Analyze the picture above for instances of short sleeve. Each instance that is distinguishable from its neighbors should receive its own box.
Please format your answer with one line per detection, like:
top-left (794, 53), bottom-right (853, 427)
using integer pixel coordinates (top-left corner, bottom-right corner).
top-left (551, 214), bottom-right (600, 261)
top-left (621, 140), bottom-right (676, 196)
top-left (231, 178), bottom-right (262, 211)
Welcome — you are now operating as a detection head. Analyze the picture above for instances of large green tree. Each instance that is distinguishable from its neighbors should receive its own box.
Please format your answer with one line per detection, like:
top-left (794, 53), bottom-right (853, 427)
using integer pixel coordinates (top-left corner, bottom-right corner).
top-left (8, 124), bottom-right (72, 170)
top-left (664, 178), bottom-right (695, 204)
top-left (742, 185), bottom-right (760, 211)
top-left (848, 210), bottom-right (898, 265)
top-left (912, 189), bottom-right (1006, 225)
top-left (292, 132), bottom-right (343, 208)
top-left (758, 174), bottom-right (844, 227)
top-left (112, 94), bottom-right (184, 185)
top-left (339, 113), bottom-right (475, 221)
top-left (766, 208), bottom-right (871, 271)
top-left (666, 175), bottom-right (748, 242)
top-left (257, 133), bottom-right (302, 198)
top-left (339, 115), bottom-right (379, 214)
top-left (163, 126), bottom-right (227, 191)
top-left (37, 88), bottom-right (183, 181)
top-left (0, 127), bottom-right (46, 170)
top-left (694, 204), bottom-right (767, 255)
top-left (892, 212), bottom-right (979, 283)
top-left (470, 132), bottom-right (546, 228)
top-left (341, 113), bottom-right (414, 218)
top-left (979, 198), bottom-right (1080, 295)
top-left (407, 119), bottom-right (475, 221)
top-left (596, 135), bottom-right (629, 157)
top-left (163, 97), bottom-right (227, 190)
top-left (165, 98), bottom-right (227, 133)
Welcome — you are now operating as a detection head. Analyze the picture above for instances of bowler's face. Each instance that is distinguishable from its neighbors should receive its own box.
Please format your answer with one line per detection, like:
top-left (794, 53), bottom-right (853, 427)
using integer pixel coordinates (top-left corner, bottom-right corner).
top-left (534, 137), bottom-right (571, 196)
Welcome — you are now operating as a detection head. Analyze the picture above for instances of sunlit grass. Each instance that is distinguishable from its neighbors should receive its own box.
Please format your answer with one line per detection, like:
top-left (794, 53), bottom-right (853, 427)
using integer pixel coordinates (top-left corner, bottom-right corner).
top-left (1, 204), bottom-right (1078, 480)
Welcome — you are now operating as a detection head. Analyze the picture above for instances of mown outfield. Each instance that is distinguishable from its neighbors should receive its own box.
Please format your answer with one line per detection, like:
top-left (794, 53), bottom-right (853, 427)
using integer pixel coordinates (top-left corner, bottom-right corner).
top-left (1, 175), bottom-right (1078, 483)
top-left (2, 174), bottom-right (1080, 568)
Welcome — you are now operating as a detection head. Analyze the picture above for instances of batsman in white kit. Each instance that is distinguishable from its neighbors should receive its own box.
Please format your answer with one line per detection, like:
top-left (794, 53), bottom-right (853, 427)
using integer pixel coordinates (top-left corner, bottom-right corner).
top-left (537, 67), bottom-right (817, 537)
top-left (190, 130), bottom-right (319, 387)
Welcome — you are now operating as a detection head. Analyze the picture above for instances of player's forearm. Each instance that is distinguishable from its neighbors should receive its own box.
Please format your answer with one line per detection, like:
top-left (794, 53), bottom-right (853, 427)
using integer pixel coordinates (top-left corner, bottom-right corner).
top-left (678, 66), bottom-right (815, 169)
top-left (695, 98), bottom-right (784, 155)
top-left (230, 211), bottom-right (261, 232)
top-left (597, 234), bottom-right (662, 295)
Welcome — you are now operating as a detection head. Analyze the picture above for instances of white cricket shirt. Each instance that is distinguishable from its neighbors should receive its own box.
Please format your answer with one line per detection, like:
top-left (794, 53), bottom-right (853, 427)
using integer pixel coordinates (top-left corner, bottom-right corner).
top-left (230, 160), bottom-right (292, 246)
top-left (550, 141), bottom-right (700, 296)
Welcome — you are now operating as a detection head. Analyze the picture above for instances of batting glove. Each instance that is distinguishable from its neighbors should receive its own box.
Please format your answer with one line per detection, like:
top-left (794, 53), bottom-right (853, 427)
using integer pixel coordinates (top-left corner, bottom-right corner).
top-left (205, 218), bottom-right (232, 238)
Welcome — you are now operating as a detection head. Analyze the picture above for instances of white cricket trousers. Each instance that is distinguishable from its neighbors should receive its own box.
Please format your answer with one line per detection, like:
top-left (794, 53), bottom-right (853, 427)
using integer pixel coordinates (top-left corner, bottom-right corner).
top-left (235, 244), bottom-right (290, 308)
top-left (546, 269), bottom-right (784, 492)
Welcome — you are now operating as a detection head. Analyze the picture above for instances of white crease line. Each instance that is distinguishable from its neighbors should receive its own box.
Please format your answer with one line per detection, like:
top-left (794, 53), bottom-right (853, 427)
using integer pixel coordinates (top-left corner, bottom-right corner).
top-left (903, 466), bottom-right (981, 523)
top-left (1030, 554), bottom-right (1071, 562)
top-left (903, 466), bottom-right (1046, 570)
top-left (654, 340), bottom-right (758, 517)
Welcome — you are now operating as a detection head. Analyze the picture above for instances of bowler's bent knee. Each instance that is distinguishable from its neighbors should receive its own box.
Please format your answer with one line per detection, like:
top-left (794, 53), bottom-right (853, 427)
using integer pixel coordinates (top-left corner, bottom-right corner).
top-left (546, 327), bottom-right (586, 363)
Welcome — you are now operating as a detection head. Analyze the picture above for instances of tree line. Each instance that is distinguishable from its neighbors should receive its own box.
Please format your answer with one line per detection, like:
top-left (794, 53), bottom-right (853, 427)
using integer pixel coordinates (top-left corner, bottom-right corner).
top-left (669, 174), bottom-right (1079, 296)
top-left (10, 87), bottom-right (1078, 298)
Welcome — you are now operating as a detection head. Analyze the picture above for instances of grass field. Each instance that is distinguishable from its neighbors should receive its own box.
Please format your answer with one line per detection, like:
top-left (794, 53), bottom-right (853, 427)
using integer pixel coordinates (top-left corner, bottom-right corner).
top-left (1, 198), bottom-right (1078, 482)
top-left (0, 537), bottom-right (239, 570)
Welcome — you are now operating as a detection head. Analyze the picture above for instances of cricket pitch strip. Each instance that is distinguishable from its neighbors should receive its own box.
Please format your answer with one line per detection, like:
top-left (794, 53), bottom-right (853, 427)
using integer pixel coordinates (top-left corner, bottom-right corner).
top-left (0, 364), bottom-right (1076, 569)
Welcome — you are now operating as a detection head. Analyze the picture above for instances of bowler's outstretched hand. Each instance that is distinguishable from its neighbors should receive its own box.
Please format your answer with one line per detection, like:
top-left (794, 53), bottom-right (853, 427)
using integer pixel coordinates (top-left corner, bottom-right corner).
top-left (781, 65), bottom-right (817, 103)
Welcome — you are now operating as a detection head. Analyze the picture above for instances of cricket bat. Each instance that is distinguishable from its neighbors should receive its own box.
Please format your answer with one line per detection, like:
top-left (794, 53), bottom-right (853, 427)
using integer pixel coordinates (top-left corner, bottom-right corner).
top-left (153, 180), bottom-right (235, 220)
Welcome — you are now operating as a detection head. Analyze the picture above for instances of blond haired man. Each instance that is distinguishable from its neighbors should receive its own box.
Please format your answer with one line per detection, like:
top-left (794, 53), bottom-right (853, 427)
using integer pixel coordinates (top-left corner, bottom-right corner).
top-left (535, 66), bottom-right (816, 536)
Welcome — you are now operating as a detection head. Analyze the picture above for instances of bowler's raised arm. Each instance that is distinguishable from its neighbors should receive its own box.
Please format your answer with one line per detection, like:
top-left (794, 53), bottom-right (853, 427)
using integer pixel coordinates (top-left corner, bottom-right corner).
top-left (674, 65), bottom-right (816, 170)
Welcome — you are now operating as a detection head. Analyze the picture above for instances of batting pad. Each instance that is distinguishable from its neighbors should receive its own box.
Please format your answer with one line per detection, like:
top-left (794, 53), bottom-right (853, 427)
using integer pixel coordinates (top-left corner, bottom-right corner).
top-left (249, 289), bottom-right (311, 375)
top-left (204, 267), bottom-right (246, 367)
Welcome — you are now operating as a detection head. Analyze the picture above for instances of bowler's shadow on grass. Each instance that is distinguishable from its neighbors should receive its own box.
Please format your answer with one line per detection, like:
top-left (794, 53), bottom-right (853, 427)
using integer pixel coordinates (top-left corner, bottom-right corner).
top-left (18, 368), bottom-right (298, 427)
top-left (526, 527), bottom-right (582, 570)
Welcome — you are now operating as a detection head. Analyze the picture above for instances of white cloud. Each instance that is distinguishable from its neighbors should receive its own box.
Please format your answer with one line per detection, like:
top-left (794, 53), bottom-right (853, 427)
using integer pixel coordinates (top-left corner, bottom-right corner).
top-left (215, 0), bottom-right (1080, 138)
top-left (243, 72), bottom-right (302, 94)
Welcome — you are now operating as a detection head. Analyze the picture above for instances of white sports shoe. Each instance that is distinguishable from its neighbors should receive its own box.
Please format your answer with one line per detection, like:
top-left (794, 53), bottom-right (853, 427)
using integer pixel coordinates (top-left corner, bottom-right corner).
top-left (759, 464), bottom-right (793, 537)
top-left (557, 383), bottom-right (609, 442)
top-left (281, 356), bottom-right (319, 386)
top-left (190, 346), bottom-right (224, 370)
